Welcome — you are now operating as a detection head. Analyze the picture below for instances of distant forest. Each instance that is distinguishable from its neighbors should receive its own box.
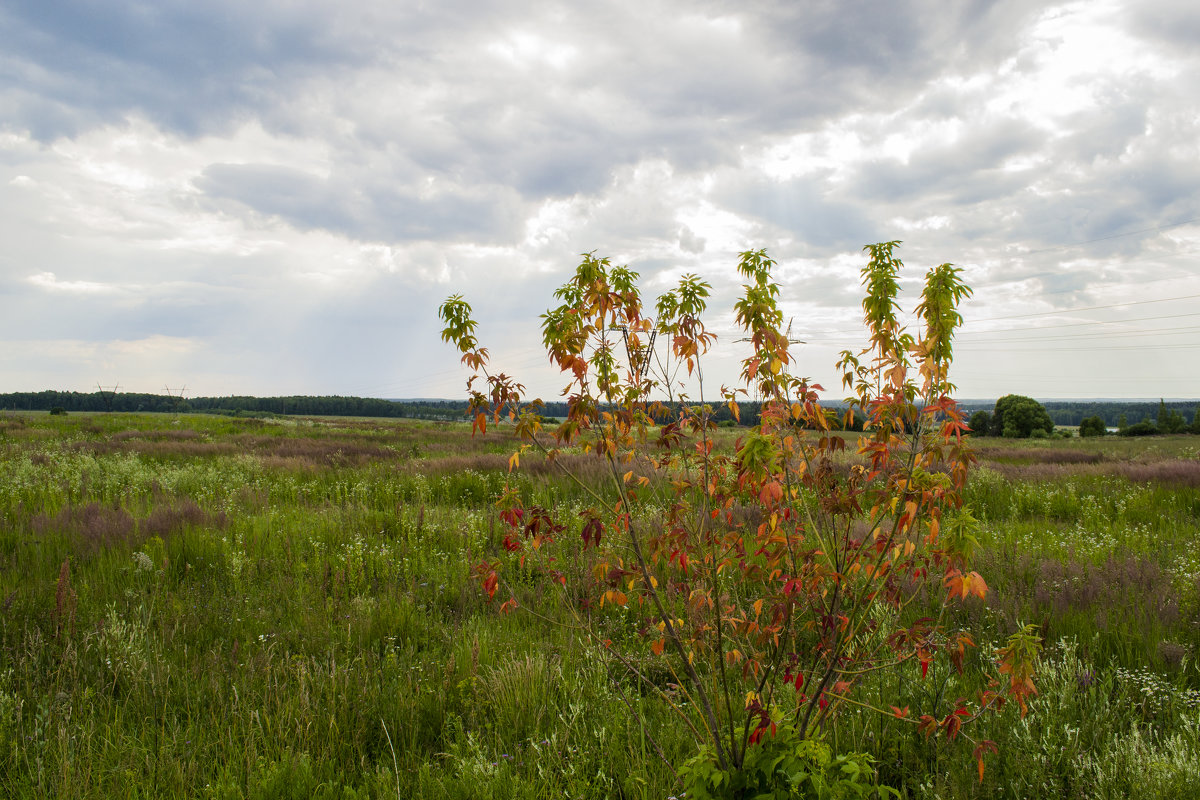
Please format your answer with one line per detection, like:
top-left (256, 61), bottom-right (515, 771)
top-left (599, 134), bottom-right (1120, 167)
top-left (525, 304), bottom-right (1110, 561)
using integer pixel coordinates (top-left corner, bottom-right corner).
top-left (0, 391), bottom-right (469, 420)
top-left (1, 391), bottom-right (1196, 429)
top-left (1039, 400), bottom-right (1198, 427)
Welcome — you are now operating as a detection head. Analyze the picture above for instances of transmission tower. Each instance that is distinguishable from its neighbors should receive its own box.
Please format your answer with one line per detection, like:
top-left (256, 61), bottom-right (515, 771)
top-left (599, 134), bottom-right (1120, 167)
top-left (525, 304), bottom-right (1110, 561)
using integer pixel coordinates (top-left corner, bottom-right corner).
top-left (735, 317), bottom-right (806, 348)
top-left (96, 382), bottom-right (120, 412)
top-left (164, 385), bottom-right (187, 411)
top-left (608, 326), bottom-right (658, 383)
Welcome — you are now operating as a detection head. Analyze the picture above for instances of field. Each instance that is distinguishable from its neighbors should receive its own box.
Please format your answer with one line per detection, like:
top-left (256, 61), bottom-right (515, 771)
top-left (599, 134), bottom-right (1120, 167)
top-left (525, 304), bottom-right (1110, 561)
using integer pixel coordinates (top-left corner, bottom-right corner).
top-left (1, 411), bottom-right (1199, 798)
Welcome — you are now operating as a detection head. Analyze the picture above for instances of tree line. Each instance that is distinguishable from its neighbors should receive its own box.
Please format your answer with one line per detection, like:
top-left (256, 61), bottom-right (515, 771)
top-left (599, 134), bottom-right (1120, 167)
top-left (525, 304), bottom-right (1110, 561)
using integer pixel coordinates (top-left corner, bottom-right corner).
top-left (0, 391), bottom-right (468, 420)
top-left (968, 395), bottom-right (1200, 438)
top-left (1039, 399), bottom-right (1199, 427)
top-left (6, 390), bottom-right (1197, 436)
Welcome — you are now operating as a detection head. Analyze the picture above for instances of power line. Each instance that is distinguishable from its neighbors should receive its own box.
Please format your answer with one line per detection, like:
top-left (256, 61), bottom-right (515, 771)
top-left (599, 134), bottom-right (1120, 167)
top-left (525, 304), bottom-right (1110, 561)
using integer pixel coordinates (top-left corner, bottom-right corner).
top-left (961, 343), bottom-right (1200, 353)
top-left (962, 293), bottom-right (1200, 324)
top-left (971, 325), bottom-right (1200, 344)
top-left (955, 311), bottom-right (1200, 337)
top-left (1016, 216), bottom-right (1200, 257)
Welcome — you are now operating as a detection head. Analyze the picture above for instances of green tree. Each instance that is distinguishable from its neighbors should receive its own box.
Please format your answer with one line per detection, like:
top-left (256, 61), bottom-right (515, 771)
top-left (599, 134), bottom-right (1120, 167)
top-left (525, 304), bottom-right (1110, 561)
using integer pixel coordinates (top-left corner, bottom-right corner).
top-left (969, 410), bottom-right (991, 436)
top-left (1117, 412), bottom-right (1128, 432)
top-left (1157, 399), bottom-right (1186, 434)
top-left (1078, 415), bottom-right (1106, 438)
top-left (989, 395), bottom-right (1054, 438)
top-left (1121, 420), bottom-right (1159, 437)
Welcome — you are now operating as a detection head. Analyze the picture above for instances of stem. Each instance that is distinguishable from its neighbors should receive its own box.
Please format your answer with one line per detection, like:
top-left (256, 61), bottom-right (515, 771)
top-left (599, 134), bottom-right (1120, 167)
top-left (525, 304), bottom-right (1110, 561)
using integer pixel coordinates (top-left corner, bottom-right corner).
top-left (607, 456), bottom-right (732, 771)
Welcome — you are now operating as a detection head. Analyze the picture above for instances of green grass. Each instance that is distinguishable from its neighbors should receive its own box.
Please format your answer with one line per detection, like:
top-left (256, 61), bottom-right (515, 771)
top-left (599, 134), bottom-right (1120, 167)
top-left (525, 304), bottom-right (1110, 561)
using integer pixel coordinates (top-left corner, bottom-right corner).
top-left (2, 412), bottom-right (1199, 798)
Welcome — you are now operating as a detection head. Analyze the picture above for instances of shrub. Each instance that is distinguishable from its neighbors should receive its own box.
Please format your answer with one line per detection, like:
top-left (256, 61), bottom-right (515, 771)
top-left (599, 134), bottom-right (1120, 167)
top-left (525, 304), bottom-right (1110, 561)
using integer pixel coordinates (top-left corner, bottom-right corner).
top-left (441, 243), bottom-right (1039, 785)
top-left (1079, 416), bottom-right (1106, 438)
top-left (1120, 421), bottom-right (1159, 437)
top-left (968, 410), bottom-right (991, 437)
top-left (990, 395), bottom-right (1054, 438)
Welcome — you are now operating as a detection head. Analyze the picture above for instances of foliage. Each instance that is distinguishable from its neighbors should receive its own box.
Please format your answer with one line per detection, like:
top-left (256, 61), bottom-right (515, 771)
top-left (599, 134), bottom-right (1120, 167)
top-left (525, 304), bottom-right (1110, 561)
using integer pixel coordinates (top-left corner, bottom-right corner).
top-left (989, 395), bottom-right (1054, 438)
top-left (678, 724), bottom-right (892, 800)
top-left (1120, 421), bottom-right (1160, 437)
top-left (1157, 399), bottom-right (1188, 435)
top-left (969, 410), bottom-right (991, 437)
top-left (1040, 401), bottom-right (1198, 429)
top-left (1078, 416), bottom-right (1106, 438)
top-left (440, 244), bottom-right (1040, 784)
top-left (0, 391), bottom-right (476, 421)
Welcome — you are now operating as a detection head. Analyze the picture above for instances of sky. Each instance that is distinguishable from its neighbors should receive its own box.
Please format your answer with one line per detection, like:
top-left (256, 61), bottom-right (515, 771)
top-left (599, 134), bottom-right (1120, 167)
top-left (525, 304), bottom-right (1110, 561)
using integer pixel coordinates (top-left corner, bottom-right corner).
top-left (1, 0), bottom-right (1198, 402)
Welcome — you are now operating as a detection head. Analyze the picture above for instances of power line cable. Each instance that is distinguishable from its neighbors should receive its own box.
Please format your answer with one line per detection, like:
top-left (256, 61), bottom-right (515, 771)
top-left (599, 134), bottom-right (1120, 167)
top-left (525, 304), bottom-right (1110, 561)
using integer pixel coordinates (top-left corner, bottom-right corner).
top-left (1015, 217), bottom-right (1200, 257)
top-left (954, 311), bottom-right (1200, 336)
top-left (961, 293), bottom-right (1200, 324)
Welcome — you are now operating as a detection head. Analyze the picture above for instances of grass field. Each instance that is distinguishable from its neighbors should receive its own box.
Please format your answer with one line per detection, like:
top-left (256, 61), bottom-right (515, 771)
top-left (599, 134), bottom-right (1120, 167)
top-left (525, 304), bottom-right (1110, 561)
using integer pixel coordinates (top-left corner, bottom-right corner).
top-left (1, 411), bottom-right (1198, 798)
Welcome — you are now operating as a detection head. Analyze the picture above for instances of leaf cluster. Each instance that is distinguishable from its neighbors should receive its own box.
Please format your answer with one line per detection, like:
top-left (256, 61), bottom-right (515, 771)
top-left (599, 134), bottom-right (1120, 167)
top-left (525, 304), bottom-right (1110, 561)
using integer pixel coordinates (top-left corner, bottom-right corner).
top-left (438, 243), bottom-right (1039, 787)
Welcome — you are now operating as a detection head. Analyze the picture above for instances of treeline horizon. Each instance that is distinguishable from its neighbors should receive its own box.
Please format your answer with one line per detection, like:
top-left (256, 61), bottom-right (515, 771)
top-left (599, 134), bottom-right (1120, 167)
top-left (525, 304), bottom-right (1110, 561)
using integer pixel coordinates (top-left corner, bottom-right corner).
top-left (1, 390), bottom-right (1197, 429)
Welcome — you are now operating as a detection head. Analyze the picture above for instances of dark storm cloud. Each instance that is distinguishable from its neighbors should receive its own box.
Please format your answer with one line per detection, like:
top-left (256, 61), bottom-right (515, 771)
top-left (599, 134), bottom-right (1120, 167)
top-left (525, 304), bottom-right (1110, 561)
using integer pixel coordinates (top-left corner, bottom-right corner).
top-left (1, 0), bottom-right (1048, 225)
top-left (1006, 141), bottom-right (1200, 257)
top-left (749, 0), bottom-right (1045, 103)
top-left (3, 0), bottom-right (1199, 398)
top-left (1126, 0), bottom-right (1200, 53)
top-left (849, 119), bottom-right (1046, 205)
top-left (0, 0), bottom-right (355, 138)
top-left (196, 162), bottom-right (525, 242)
top-left (714, 173), bottom-right (879, 251)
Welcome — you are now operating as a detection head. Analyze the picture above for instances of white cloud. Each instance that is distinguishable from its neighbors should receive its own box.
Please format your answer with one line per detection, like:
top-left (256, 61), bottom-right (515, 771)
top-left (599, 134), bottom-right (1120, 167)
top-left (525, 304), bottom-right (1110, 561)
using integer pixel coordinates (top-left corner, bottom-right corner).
top-left (28, 271), bottom-right (121, 294)
top-left (0, 0), bottom-right (1197, 398)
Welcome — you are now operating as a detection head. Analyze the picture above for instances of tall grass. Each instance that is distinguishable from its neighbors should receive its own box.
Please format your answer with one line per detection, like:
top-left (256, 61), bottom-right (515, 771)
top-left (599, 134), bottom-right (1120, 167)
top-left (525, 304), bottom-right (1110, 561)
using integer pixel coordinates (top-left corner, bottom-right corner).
top-left (1, 412), bottom-right (1198, 797)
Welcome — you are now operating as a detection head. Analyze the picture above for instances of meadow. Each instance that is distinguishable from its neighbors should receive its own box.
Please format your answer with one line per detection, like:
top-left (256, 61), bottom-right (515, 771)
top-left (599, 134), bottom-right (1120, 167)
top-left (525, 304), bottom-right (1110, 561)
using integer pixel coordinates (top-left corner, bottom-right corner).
top-left (1, 411), bottom-right (1198, 798)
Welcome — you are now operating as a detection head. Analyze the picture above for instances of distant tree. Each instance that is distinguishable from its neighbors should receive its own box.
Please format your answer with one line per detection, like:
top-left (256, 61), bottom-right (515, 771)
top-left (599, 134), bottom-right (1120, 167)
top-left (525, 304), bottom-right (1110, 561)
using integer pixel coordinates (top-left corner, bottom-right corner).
top-left (1079, 415), bottom-right (1106, 438)
top-left (1117, 412), bottom-right (1128, 432)
top-left (990, 394), bottom-right (1055, 438)
top-left (1121, 420), bottom-right (1159, 437)
top-left (1156, 398), bottom-right (1186, 434)
top-left (969, 409), bottom-right (991, 436)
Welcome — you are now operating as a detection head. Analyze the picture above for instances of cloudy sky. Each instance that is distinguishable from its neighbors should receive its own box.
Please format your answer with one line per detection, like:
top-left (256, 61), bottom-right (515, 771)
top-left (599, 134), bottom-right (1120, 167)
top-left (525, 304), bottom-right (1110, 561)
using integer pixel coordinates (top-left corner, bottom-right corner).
top-left (2, 0), bottom-right (1198, 402)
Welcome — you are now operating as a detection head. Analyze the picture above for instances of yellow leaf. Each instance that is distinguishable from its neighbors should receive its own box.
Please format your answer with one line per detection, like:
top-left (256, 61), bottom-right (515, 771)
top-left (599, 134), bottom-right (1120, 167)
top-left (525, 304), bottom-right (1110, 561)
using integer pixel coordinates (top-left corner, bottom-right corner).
top-left (753, 599), bottom-right (764, 618)
top-left (508, 452), bottom-right (520, 471)
top-left (623, 470), bottom-right (634, 483)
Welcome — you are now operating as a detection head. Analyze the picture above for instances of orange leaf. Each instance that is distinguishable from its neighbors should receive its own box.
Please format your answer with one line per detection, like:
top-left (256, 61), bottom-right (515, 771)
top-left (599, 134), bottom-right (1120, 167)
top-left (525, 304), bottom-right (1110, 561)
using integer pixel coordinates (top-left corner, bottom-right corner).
top-left (973, 741), bottom-right (998, 783)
